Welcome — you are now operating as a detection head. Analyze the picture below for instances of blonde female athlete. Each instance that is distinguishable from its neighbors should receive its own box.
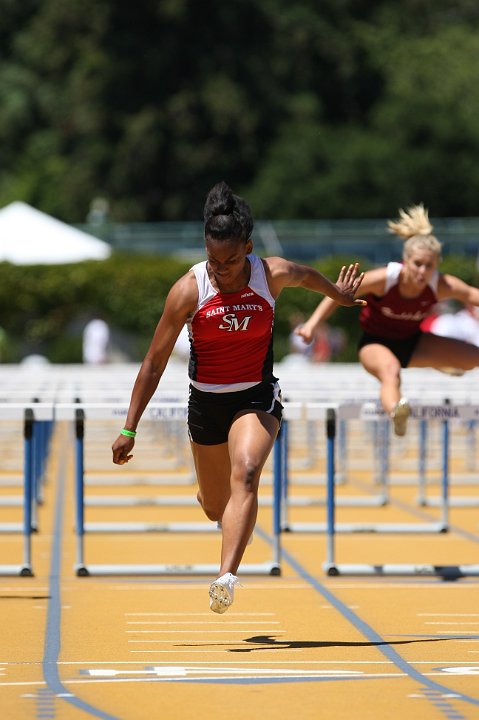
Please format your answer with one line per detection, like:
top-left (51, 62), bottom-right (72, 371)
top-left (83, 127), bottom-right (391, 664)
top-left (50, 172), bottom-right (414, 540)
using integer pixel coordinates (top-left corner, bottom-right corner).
top-left (296, 204), bottom-right (479, 437)
top-left (112, 181), bottom-right (365, 613)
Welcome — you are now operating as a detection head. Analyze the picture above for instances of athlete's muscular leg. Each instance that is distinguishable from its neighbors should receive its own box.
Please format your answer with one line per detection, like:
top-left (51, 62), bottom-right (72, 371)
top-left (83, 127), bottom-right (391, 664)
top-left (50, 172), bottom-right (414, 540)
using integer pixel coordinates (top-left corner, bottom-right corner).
top-left (190, 441), bottom-right (231, 520)
top-left (217, 411), bottom-right (279, 576)
top-left (409, 333), bottom-right (479, 370)
top-left (191, 412), bottom-right (278, 576)
top-left (359, 344), bottom-right (402, 414)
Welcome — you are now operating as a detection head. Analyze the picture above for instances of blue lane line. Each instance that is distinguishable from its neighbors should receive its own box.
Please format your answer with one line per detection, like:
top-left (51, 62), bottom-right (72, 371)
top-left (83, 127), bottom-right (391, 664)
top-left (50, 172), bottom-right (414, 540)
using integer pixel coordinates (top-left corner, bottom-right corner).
top-left (42, 443), bottom-right (120, 720)
top-left (279, 543), bottom-right (479, 712)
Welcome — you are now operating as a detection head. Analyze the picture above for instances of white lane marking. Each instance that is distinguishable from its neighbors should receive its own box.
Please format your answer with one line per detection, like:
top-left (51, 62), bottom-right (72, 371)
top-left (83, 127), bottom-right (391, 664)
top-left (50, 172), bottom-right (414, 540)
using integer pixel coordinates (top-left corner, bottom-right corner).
top-left (419, 613), bottom-right (479, 617)
top-left (426, 622), bottom-right (479, 625)
top-left (111, 585), bottom-right (309, 591)
top-left (125, 612), bottom-right (276, 616)
top-left (84, 667), bottom-right (364, 678)
top-left (126, 621), bottom-right (281, 625)
top-left (0, 674), bottom-right (403, 687)
top-left (125, 628), bottom-right (286, 642)
top-left (5, 669), bottom-right (479, 688)
top-left (324, 583), bottom-right (479, 589)
top-left (408, 694), bottom-right (461, 699)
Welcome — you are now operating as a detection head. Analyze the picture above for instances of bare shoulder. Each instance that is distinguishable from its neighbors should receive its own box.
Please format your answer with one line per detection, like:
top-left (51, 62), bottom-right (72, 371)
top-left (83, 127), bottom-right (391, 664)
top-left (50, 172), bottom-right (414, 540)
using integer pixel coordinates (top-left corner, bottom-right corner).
top-left (262, 256), bottom-right (303, 295)
top-left (358, 266), bottom-right (388, 295)
top-left (262, 256), bottom-right (294, 277)
top-left (364, 266), bottom-right (387, 282)
top-left (166, 270), bottom-right (199, 314)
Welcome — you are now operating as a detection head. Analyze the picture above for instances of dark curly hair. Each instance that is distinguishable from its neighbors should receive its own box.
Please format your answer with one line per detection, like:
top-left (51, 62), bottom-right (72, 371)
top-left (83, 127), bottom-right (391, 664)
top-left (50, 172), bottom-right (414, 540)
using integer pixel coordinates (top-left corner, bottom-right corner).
top-left (203, 181), bottom-right (254, 242)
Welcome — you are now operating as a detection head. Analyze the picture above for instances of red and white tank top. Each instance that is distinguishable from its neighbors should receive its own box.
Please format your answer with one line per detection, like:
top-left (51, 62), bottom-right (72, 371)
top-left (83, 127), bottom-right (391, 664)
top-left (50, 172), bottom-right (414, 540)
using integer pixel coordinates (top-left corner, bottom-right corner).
top-left (359, 262), bottom-right (439, 339)
top-left (187, 253), bottom-right (275, 392)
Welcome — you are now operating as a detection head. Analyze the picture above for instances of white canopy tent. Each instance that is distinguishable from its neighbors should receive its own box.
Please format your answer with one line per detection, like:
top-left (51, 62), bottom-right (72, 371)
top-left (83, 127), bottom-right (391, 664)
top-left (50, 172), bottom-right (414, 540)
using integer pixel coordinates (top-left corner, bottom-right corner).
top-left (0, 201), bottom-right (111, 264)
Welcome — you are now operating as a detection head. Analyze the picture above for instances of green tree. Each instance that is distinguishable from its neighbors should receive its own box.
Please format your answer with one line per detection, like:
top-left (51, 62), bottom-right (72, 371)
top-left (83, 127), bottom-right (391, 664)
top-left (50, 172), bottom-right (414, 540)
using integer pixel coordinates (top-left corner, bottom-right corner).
top-left (2, 1), bottom-right (479, 221)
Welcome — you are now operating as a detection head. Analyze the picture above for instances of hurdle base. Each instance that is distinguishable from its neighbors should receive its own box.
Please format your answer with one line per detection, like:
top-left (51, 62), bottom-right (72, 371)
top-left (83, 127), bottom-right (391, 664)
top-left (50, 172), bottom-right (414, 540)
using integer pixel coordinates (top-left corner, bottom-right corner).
top-left (0, 564), bottom-right (33, 577)
top-left (84, 521), bottom-right (218, 533)
top-left (85, 474), bottom-right (196, 487)
top-left (75, 562), bottom-right (280, 577)
top-left (286, 522), bottom-right (448, 534)
top-left (0, 523), bottom-right (24, 533)
top-left (323, 563), bottom-right (479, 579)
top-left (279, 495), bottom-right (388, 508)
top-left (418, 496), bottom-right (479, 508)
top-left (75, 564), bottom-right (90, 577)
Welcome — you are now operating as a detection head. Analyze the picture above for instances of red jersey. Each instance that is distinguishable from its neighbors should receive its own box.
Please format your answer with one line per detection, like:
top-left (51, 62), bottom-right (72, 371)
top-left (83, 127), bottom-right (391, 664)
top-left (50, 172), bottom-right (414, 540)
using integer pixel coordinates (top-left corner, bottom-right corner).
top-left (187, 254), bottom-right (275, 392)
top-left (359, 262), bottom-right (439, 339)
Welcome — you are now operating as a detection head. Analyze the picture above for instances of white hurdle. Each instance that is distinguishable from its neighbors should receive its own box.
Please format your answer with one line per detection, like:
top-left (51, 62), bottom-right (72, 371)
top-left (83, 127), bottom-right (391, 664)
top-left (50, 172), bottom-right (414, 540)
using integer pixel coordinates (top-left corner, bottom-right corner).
top-left (55, 401), bottom-right (285, 577)
top-left (0, 403), bottom-right (54, 576)
top-left (281, 400), bottom-right (462, 534)
top-left (320, 401), bottom-right (479, 578)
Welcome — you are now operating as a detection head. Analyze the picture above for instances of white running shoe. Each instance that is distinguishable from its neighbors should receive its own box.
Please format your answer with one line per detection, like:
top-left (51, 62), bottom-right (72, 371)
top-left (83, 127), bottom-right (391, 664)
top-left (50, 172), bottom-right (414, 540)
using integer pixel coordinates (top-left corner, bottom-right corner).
top-left (391, 398), bottom-right (411, 437)
top-left (209, 572), bottom-right (239, 614)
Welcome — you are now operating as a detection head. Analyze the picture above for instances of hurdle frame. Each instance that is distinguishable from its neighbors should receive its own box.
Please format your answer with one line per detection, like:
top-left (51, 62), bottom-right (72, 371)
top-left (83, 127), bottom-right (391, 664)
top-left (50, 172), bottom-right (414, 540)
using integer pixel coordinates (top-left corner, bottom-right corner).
top-left (281, 400), bottom-right (451, 534)
top-left (322, 402), bottom-right (479, 578)
top-left (0, 404), bottom-right (53, 576)
top-left (56, 401), bottom-right (286, 577)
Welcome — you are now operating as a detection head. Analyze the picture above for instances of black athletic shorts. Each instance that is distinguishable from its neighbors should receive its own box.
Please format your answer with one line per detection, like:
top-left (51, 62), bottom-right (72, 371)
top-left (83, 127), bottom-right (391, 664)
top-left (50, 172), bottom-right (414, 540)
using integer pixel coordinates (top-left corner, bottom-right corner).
top-left (187, 380), bottom-right (283, 446)
top-left (357, 331), bottom-right (422, 369)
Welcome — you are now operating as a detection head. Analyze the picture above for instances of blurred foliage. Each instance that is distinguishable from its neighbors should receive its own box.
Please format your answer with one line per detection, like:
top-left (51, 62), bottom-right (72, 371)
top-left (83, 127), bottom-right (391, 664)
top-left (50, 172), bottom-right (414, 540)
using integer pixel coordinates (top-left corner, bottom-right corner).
top-left (1, 1), bottom-right (479, 222)
top-left (1, 253), bottom-right (477, 364)
top-left (0, 256), bottom-right (189, 362)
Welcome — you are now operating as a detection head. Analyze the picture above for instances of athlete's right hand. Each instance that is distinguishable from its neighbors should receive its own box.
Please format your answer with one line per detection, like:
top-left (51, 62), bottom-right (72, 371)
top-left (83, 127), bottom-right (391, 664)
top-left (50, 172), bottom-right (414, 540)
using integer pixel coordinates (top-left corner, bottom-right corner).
top-left (294, 323), bottom-right (315, 344)
top-left (112, 435), bottom-right (135, 465)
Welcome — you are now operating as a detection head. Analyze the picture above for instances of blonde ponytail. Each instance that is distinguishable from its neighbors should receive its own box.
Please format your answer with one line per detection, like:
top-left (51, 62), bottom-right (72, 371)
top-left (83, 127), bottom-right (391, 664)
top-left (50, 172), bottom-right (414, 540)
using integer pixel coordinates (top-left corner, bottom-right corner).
top-left (388, 204), bottom-right (442, 258)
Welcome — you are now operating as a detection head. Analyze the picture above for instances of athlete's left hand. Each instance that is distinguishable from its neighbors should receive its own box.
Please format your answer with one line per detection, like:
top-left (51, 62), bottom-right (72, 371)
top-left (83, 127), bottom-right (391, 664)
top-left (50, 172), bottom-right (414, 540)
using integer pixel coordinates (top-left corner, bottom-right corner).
top-left (335, 264), bottom-right (367, 306)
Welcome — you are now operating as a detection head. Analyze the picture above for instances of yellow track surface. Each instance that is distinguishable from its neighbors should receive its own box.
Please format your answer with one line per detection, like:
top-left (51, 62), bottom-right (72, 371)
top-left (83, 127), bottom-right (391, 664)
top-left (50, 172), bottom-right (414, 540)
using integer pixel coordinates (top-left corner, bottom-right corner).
top-left (1, 416), bottom-right (479, 720)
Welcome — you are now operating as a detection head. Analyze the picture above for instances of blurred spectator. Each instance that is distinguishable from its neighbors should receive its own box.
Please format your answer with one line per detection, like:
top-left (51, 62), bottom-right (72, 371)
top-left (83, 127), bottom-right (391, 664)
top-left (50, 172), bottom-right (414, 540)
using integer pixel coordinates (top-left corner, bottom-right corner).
top-left (87, 197), bottom-right (110, 226)
top-left (83, 317), bottom-right (110, 364)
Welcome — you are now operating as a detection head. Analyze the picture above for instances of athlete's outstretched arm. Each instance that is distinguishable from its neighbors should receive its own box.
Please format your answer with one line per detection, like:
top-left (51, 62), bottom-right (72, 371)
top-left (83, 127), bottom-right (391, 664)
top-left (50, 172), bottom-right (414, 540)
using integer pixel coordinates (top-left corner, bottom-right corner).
top-left (438, 273), bottom-right (479, 306)
top-left (112, 272), bottom-right (197, 465)
top-left (265, 257), bottom-right (369, 304)
top-left (294, 266), bottom-right (386, 343)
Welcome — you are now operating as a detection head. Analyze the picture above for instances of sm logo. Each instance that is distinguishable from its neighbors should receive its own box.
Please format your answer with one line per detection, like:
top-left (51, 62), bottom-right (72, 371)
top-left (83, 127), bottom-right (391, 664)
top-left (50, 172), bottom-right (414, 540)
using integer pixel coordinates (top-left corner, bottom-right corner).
top-left (218, 314), bottom-right (252, 331)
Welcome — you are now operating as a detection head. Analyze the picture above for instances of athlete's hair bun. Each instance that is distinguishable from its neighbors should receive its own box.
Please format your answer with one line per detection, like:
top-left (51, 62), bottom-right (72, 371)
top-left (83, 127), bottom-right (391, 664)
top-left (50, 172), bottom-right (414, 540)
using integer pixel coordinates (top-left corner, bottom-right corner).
top-left (204, 180), bottom-right (235, 219)
top-left (204, 181), bottom-right (254, 242)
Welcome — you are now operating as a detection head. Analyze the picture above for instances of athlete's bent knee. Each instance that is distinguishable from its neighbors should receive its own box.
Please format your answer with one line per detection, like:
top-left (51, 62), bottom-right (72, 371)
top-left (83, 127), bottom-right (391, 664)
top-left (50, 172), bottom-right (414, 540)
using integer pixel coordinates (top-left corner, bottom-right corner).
top-left (232, 462), bottom-right (261, 492)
